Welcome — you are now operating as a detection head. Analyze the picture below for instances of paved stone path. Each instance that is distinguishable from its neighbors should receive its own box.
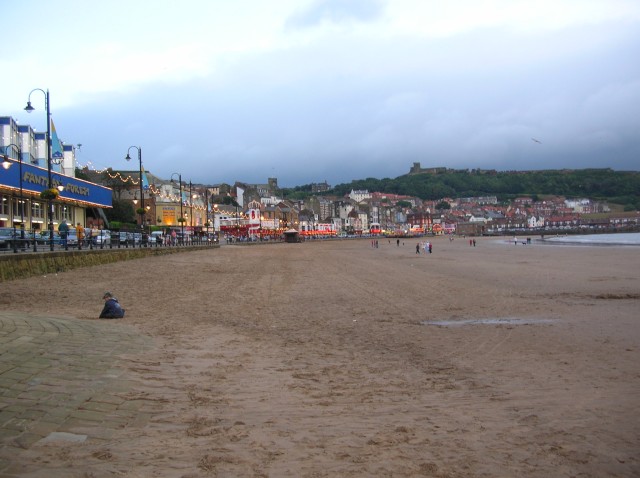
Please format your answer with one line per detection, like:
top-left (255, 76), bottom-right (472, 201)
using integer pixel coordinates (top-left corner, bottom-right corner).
top-left (0, 312), bottom-right (157, 476)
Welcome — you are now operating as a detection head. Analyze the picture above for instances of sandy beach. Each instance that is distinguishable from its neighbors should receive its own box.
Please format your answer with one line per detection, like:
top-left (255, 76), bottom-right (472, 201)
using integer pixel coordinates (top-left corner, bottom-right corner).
top-left (2, 236), bottom-right (639, 477)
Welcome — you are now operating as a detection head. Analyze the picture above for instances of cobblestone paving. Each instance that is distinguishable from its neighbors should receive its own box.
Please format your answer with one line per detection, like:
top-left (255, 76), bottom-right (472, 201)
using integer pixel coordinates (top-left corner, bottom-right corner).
top-left (0, 312), bottom-right (156, 476)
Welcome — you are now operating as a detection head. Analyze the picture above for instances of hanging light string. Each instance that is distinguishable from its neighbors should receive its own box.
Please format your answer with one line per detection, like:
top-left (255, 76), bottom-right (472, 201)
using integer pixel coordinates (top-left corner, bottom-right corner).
top-left (77, 160), bottom-right (249, 219)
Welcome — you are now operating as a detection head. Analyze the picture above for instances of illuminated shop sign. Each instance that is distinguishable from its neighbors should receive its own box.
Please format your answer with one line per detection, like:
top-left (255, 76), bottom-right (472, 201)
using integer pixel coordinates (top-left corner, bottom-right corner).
top-left (0, 160), bottom-right (112, 207)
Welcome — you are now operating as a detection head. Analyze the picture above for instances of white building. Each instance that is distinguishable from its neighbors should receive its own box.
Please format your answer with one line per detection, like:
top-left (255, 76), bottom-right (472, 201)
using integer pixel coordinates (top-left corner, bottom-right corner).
top-left (349, 189), bottom-right (371, 203)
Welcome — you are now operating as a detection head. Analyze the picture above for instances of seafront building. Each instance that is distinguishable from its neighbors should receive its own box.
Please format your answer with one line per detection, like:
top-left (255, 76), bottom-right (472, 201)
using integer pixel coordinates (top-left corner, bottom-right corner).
top-left (0, 116), bottom-right (112, 232)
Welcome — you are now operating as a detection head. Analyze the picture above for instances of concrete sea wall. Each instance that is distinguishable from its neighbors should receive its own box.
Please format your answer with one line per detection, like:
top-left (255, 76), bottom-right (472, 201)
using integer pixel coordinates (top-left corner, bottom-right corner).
top-left (0, 245), bottom-right (217, 282)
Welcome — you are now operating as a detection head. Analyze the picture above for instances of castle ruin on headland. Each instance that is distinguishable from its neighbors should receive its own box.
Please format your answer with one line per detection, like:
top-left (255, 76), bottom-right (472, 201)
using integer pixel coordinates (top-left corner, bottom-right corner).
top-left (409, 162), bottom-right (499, 175)
top-left (409, 163), bottom-right (449, 175)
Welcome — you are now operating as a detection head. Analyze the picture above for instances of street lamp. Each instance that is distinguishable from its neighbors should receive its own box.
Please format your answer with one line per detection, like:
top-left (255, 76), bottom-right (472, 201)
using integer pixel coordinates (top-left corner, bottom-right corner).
top-left (189, 180), bottom-right (193, 234)
top-left (170, 173), bottom-right (184, 243)
top-left (204, 188), bottom-right (209, 237)
top-left (259, 214), bottom-right (264, 241)
top-left (125, 146), bottom-right (144, 236)
top-left (236, 202), bottom-right (239, 238)
top-left (212, 204), bottom-right (217, 239)
top-left (25, 88), bottom-right (55, 251)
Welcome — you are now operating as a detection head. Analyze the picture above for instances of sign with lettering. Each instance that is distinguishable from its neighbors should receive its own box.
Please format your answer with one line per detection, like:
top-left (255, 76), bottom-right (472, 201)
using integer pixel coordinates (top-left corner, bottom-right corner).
top-left (161, 206), bottom-right (177, 224)
top-left (0, 159), bottom-right (112, 207)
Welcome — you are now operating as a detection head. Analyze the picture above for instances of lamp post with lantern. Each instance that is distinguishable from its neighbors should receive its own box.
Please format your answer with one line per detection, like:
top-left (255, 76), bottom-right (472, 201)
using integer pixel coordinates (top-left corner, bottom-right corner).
top-left (171, 173), bottom-right (184, 244)
top-left (24, 88), bottom-right (57, 251)
top-left (125, 146), bottom-right (144, 235)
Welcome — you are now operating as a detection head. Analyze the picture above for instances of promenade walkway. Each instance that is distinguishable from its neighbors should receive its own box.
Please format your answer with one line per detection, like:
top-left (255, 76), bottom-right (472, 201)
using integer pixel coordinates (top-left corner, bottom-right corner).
top-left (0, 312), bottom-right (157, 476)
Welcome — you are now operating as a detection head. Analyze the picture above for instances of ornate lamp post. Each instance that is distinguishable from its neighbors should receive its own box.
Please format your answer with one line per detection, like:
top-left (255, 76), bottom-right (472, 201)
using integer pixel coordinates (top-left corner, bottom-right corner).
top-left (24, 88), bottom-right (55, 251)
top-left (171, 173), bottom-right (184, 243)
top-left (189, 180), bottom-right (194, 234)
top-left (204, 188), bottom-right (209, 237)
top-left (235, 202), bottom-right (239, 238)
top-left (259, 214), bottom-right (264, 241)
top-left (125, 146), bottom-right (144, 234)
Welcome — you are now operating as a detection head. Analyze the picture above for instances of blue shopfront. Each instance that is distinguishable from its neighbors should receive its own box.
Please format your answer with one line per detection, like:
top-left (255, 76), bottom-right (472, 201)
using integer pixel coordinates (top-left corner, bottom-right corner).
top-left (0, 158), bottom-right (112, 230)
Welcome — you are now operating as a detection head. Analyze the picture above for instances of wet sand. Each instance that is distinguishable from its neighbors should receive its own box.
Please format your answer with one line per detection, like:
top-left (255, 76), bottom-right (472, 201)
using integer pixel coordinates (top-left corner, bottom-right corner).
top-left (3, 236), bottom-right (640, 477)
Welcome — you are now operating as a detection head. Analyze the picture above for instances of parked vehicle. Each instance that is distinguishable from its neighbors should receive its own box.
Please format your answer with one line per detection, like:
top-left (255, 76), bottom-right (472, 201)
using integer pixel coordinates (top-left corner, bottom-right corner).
top-left (0, 227), bottom-right (30, 249)
top-left (66, 231), bottom-right (78, 247)
top-left (176, 232), bottom-right (192, 244)
top-left (94, 229), bottom-right (111, 246)
top-left (36, 231), bottom-right (62, 246)
top-left (205, 233), bottom-right (219, 244)
top-left (150, 231), bottom-right (164, 245)
top-left (118, 232), bottom-right (131, 245)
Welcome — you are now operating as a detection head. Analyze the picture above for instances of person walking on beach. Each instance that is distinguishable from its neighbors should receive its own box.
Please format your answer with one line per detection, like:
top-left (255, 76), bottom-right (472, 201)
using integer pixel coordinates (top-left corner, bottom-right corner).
top-left (416, 243), bottom-right (421, 254)
top-left (397, 239), bottom-right (400, 247)
top-left (428, 242), bottom-right (433, 254)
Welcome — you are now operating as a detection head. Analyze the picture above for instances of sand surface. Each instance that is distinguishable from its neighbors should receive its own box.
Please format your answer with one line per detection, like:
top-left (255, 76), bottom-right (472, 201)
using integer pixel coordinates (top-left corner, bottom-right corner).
top-left (3, 237), bottom-right (640, 477)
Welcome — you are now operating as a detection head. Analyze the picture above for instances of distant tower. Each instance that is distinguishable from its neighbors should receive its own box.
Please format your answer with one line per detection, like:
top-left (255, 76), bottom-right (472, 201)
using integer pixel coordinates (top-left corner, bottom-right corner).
top-left (268, 177), bottom-right (278, 193)
top-left (411, 162), bottom-right (422, 174)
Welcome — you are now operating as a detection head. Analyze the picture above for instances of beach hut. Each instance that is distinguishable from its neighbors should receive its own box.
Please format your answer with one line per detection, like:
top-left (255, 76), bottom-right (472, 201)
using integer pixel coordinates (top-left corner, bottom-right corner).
top-left (283, 229), bottom-right (300, 243)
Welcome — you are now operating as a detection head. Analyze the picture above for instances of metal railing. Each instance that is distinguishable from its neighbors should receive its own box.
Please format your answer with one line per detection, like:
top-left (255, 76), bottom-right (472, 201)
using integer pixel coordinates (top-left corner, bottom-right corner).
top-left (0, 227), bottom-right (218, 253)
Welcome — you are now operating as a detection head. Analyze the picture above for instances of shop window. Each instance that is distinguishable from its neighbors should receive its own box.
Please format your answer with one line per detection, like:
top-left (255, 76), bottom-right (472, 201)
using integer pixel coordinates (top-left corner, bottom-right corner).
top-left (12, 197), bottom-right (29, 220)
top-left (31, 201), bottom-right (44, 219)
top-left (0, 194), bottom-right (9, 215)
top-left (56, 204), bottom-right (73, 222)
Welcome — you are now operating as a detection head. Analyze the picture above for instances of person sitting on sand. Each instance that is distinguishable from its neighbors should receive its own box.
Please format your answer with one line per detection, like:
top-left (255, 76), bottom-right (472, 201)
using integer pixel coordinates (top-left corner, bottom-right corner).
top-left (99, 292), bottom-right (125, 319)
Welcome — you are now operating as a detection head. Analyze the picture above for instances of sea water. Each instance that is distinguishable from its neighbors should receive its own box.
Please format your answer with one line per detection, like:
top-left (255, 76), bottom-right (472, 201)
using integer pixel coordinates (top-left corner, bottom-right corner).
top-left (541, 232), bottom-right (640, 246)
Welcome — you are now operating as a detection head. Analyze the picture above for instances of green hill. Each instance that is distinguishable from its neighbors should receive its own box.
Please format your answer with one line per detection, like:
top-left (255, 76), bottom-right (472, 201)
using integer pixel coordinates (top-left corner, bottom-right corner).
top-left (323, 169), bottom-right (640, 210)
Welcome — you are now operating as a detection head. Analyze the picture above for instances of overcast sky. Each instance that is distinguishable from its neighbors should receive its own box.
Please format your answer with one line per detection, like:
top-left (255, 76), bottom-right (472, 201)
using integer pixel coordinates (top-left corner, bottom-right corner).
top-left (2, 0), bottom-right (639, 187)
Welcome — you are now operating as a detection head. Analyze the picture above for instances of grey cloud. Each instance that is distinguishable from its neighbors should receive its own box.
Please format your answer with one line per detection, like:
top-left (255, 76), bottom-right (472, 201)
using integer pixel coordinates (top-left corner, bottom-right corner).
top-left (286, 0), bottom-right (385, 29)
top-left (57, 19), bottom-right (640, 187)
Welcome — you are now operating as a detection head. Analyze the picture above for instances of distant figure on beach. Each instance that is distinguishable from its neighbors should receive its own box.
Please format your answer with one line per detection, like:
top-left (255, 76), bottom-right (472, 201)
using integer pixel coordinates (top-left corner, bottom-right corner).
top-left (429, 242), bottom-right (432, 254)
top-left (416, 243), bottom-right (420, 254)
top-left (473, 239), bottom-right (476, 247)
top-left (469, 239), bottom-right (473, 247)
top-left (397, 239), bottom-right (400, 247)
top-left (99, 292), bottom-right (125, 319)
